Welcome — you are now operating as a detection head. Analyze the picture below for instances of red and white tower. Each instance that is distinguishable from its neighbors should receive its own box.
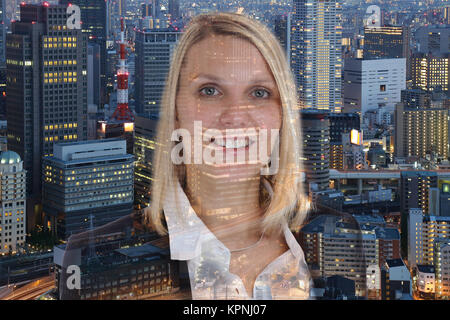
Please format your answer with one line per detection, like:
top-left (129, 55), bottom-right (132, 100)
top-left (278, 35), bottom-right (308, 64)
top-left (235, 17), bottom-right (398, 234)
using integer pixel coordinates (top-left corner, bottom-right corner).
top-left (98, 17), bottom-right (134, 155)
top-left (111, 17), bottom-right (134, 122)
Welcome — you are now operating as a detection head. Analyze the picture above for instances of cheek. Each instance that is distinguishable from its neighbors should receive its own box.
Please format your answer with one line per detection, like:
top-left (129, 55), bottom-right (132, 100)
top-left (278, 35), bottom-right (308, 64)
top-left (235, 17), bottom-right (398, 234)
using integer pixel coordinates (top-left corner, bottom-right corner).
top-left (253, 105), bottom-right (282, 130)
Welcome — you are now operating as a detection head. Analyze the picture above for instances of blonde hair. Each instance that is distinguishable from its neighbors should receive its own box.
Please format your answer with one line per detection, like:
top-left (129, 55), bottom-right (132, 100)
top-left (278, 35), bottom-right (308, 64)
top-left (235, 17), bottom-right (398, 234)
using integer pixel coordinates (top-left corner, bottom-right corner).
top-left (145, 12), bottom-right (310, 235)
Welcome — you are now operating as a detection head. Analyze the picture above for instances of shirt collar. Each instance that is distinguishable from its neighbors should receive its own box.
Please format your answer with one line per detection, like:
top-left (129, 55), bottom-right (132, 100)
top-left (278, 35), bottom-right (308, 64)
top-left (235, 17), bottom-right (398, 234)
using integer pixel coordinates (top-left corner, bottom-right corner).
top-left (163, 180), bottom-right (305, 262)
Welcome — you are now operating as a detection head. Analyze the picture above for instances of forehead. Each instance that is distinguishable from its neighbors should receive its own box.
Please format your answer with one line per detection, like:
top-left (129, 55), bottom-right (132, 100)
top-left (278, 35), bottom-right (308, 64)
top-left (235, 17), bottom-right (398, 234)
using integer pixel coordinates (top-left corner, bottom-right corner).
top-left (181, 35), bottom-right (274, 82)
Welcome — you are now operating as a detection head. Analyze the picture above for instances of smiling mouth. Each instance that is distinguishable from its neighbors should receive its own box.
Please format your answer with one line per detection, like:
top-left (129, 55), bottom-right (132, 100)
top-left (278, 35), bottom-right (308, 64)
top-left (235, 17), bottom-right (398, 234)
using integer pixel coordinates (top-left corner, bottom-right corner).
top-left (210, 137), bottom-right (254, 149)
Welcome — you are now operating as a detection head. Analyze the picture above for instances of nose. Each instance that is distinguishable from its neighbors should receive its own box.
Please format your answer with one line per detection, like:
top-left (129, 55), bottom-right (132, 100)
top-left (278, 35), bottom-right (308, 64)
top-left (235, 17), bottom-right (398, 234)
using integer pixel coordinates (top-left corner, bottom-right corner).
top-left (217, 98), bottom-right (258, 129)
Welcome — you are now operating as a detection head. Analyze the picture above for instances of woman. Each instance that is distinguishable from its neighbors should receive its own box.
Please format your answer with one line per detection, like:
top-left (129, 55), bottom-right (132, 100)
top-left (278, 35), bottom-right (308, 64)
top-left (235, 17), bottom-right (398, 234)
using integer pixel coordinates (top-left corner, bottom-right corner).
top-left (145, 12), bottom-right (312, 300)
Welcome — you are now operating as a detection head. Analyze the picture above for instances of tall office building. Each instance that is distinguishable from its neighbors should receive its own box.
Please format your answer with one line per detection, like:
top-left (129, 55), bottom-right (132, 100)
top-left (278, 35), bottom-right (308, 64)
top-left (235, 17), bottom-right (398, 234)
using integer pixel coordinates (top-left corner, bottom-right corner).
top-left (59, 0), bottom-right (108, 106)
top-left (6, 3), bottom-right (88, 230)
top-left (168, 0), bottom-right (180, 20)
top-left (445, 7), bottom-right (450, 25)
top-left (141, 0), bottom-right (160, 18)
top-left (401, 172), bottom-right (438, 258)
top-left (301, 110), bottom-right (330, 191)
top-left (273, 14), bottom-right (291, 62)
top-left (429, 180), bottom-right (450, 217)
top-left (42, 139), bottom-right (134, 240)
top-left (394, 103), bottom-right (448, 160)
top-left (87, 43), bottom-right (101, 108)
top-left (291, 0), bottom-right (342, 111)
top-left (328, 113), bottom-right (360, 171)
top-left (134, 26), bottom-right (181, 117)
top-left (343, 58), bottom-right (406, 115)
top-left (0, 151), bottom-right (26, 254)
top-left (416, 25), bottom-right (450, 55)
top-left (410, 53), bottom-right (449, 93)
top-left (400, 89), bottom-right (431, 109)
top-left (363, 26), bottom-right (410, 60)
top-left (363, 26), bottom-right (410, 78)
top-left (134, 114), bottom-right (158, 209)
top-left (329, 113), bottom-right (360, 143)
top-left (0, 0), bottom-right (5, 63)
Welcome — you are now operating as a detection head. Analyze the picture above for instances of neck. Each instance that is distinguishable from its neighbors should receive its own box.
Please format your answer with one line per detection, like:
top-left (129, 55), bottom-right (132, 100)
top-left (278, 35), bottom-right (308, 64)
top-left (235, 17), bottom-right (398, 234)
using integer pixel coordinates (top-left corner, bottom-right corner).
top-left (184, 164), bottom-right (265, 249)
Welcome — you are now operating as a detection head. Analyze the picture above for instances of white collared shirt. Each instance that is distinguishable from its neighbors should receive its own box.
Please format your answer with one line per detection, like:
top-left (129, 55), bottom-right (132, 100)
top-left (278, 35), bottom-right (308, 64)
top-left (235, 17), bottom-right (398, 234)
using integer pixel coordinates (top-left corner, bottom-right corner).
top-left (163, 181), bottom-right (312, 300)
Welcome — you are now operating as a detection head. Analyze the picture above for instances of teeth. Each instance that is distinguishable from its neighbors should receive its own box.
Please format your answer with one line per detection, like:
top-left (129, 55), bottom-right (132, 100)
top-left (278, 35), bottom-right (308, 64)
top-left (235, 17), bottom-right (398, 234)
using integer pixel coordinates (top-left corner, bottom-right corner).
top-left (217, 138), bottom-right (249, 149)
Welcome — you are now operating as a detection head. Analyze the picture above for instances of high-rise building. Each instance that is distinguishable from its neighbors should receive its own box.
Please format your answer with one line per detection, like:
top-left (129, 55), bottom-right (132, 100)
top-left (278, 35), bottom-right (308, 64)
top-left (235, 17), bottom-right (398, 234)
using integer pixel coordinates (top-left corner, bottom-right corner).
top-left (363, 26), bottom-right (410, 60)
top-left (329, 113), bottom-right (360, 143)
top-left (141, 0), bottom-right (160, 18)
top-left (134, 26), bottom-right (181, 117)
top-left (87, 43), bottom-right (101, 108)
top-left (410, 53), bottom-right (449, 93)
top-left (363, 26), bottom-right (410, 78)
top-left (435, 239), bottom-right (450, 299)
top-left (168, 0), bottom-right (180, 20)
top-left (42, 139), bottom-right (134, 240)
top-left (134, 114), bottom-right (158, 209)
top-left (343, 58), bottom-right (406, 115)
top-left (400, 89), bottom-right (432, 109)
top-left (401, 172), bottom-right (438, 259)
top-left (291, 0), bottom-right (342, 111)
top-left (59, 0), bottom-right (108, 106)
top-left (6, 3), bottom-right (88, 230)
top-left (273, 14), bottom-right (291, 62)
top-left (301, 110), bottom-right (330, 191)
top-left (394, 103), bottom-right (448, 160)
top-left (409, 209), bottom-right (450, 268)
top-left (0, 151), bottom-right (26, 255)
top-left (416, 25), bottom-right (450, 55)
top-left (0, 0), bottom-right (5, 63)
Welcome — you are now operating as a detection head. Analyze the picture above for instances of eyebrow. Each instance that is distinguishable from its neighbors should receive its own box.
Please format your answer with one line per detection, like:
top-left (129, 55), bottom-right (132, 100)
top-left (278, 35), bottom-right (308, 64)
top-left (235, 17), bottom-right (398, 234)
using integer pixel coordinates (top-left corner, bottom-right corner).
top-left (190, 73), bottom-right (275, 85)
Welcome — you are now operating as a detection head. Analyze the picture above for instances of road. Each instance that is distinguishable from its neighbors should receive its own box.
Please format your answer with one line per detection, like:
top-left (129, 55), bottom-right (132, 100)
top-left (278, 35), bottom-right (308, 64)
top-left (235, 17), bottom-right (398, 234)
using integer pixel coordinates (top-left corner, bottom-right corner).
top-left (1, 275), bottom-right (55, 300)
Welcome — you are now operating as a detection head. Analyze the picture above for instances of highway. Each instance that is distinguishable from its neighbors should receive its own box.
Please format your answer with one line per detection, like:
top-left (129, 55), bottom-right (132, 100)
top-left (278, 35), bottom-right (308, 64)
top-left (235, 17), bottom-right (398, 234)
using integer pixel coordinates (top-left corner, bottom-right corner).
top-left (1, 275), bottom-right (55, 300)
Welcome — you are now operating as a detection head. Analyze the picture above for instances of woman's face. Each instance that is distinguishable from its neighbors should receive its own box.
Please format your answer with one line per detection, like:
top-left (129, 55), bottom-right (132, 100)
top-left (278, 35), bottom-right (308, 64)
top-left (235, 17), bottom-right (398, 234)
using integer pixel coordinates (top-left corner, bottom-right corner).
top-left (175, 34), bottom-right (282, 176)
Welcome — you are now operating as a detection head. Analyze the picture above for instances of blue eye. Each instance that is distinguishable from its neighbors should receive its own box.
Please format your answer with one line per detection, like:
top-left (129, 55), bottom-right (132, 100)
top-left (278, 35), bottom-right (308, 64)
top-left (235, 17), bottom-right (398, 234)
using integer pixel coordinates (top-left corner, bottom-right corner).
top-left (199, 87), bottom-right (220, 96)
top-left (252, 88), bottom-right (270, 99)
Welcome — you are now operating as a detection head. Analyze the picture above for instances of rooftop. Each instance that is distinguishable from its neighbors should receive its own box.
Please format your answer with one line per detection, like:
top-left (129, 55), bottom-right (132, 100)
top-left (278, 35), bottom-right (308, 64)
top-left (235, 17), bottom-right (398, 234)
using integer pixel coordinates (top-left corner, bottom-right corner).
top-left (115, 243), bottom-right (168, 258)
top-left (386, 259), bottom-right (405, 268)
top-left (0, 151), bottom-right (21, 165)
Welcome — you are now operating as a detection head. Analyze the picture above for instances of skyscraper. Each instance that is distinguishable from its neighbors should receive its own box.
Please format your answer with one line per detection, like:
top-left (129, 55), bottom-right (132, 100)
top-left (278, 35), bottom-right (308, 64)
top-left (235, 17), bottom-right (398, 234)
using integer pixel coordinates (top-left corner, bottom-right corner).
top-left (401, 172), bottom-right (438, 258)
top-left (291, 0), bottom-right (342, 111)
top-left (134, 26), bottom-right (181, 117)
top-left (364, 26), bottom-right (410, 59)
top-left (363, 25), bottom-right (410, 75)
top-left (134, 114), bottom-right (158, 209)
top-left (416, 25), bottom-right (450, 56)
top-left (168, 0), bottom-right (180, 20)
top-left (6, 3), bottom-right (88, 229)
top-left (141, 0), bottom-right (160, 18)
top-left (0, 151), bottom-right (26, 254)
top-left (301, 110), bottom-right (330, 191)
top-left (394, 103), bottom-right (448, 160)
top-left (273, 13), bottom-right (291, 62)
top-left (0, 0), bottom-right (5, 63)
top-left (59, 0), bottom-right (108, 106)
top-left (410, 53), bottom-right (449, 93)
